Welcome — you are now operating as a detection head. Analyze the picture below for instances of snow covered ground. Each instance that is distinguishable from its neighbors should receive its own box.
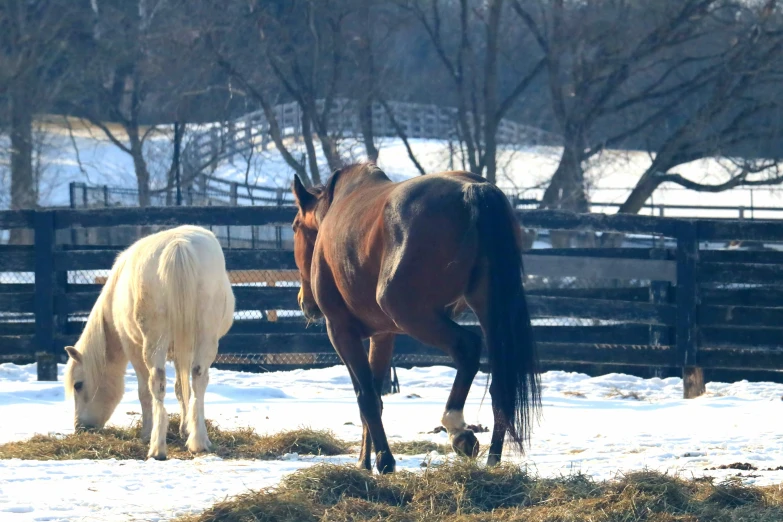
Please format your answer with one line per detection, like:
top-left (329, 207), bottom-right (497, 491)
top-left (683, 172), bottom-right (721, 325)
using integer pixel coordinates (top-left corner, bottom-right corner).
top-left (2, 119), bottom-right (783, 219)
top-left (2, 362), bottom-right (783, 521)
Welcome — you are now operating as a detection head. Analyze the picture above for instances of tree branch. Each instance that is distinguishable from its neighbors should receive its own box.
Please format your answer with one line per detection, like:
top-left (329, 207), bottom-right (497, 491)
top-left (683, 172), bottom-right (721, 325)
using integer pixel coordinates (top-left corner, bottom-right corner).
top-left (657, 168), bottom-right (783, 192)
top-left (210, 44), bottom-right (310, 183)
top-left (509, 0), bottom-right (548, 53)
top-left (379, 98), bottom-right (427, 175)
top-left (496, 57), bottom-right (545, 121)
top-left (89, 117), bottom-right (133, 155)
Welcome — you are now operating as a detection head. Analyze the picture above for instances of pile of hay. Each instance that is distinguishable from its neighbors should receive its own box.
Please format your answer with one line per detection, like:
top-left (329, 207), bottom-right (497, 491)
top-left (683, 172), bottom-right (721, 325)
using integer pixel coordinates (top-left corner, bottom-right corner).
top-left (0, 416), bottom-right (452, 461)
top-left (0, 416), bottom-right (349, 460)
top-left (179, 460), bottom-right (783, 522)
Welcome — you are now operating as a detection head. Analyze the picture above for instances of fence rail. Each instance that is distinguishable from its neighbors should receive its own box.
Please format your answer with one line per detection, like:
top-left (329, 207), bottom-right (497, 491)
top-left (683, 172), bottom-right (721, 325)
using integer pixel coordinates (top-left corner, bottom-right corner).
top-left (180, 98), bottom-right (562, 181)
top-left (1, 206), bottom-right (783, 398)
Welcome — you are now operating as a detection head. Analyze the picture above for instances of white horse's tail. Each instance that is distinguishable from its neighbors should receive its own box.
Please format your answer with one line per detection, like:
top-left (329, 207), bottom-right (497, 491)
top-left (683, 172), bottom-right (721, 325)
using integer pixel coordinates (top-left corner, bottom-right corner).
top-left (157, 238), bottom-right (200, 415)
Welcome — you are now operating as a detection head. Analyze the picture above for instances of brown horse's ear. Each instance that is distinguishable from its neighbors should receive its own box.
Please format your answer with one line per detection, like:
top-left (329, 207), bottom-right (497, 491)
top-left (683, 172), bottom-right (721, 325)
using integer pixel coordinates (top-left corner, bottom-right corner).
top-left (65, 346), bottom-right (82, 364)
top-left (292, 175), bottom-right (316, 210)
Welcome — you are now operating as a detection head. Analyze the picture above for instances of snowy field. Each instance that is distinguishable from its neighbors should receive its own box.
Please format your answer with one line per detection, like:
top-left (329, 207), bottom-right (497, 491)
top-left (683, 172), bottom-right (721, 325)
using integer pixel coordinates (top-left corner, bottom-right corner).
top-left (2, 362), bottom-right (783, 521)
top-left (2, 118), bottom-right (783, 220)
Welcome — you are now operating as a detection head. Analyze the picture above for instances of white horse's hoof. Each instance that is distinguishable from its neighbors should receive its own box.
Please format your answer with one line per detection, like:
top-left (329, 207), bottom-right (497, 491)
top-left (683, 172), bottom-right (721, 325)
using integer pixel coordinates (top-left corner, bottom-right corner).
top-left (186, 436), bottom-right (211, 453)
top-left (147, 437), bottom-right (168, 460)
top-left (147, 449), bottom-right (167, 461)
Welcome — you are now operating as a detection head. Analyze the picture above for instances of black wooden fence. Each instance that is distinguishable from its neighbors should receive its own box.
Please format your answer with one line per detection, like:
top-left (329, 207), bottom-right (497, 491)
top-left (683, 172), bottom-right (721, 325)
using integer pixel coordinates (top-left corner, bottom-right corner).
top-left (1, 206), bottom-right (782, 398)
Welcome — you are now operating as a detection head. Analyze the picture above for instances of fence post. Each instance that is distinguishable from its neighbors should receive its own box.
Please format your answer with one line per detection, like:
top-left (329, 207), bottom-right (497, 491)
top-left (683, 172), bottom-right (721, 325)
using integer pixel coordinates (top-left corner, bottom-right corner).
top-left (676, 221), bottom-right (704, 398)
top-left (68, 183), bottom-right (77, 246)
top-left (34, 211), bottom-right (57, 381)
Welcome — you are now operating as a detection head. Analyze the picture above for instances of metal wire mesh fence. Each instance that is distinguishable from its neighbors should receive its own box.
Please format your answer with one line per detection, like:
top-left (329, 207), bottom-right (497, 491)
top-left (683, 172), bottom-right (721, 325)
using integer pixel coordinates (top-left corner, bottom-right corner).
top-left (67, 181), bottom-right (294, 250)
top-left (526, 274), bottom-right (651, 327)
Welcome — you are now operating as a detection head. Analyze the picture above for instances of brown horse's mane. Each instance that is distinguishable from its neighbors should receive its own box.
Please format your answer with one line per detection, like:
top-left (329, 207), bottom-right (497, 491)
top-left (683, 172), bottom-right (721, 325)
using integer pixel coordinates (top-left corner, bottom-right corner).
top-left (309, 161), bottom-right (388, 209)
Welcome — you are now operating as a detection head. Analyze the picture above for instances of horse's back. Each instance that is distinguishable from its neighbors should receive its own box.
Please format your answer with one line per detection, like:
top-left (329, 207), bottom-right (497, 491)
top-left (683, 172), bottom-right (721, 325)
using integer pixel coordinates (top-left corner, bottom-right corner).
top-left (319, 171), bottom-right (493, 330)
top-left (132, 225), bottom-right (226, 276)
top-left (382, 171), bottom-right (488, 242)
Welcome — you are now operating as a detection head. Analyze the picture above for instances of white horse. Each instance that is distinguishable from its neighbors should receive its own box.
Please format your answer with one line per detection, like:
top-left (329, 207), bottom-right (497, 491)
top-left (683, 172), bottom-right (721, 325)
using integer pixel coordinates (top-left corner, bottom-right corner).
top-left (64, 225), bottom-right (235, 460)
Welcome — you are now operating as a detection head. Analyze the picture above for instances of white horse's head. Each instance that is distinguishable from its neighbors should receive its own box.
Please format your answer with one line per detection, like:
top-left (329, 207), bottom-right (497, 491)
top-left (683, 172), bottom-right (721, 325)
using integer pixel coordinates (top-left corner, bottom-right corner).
top-left (64, 344), bottom-right (123, 430)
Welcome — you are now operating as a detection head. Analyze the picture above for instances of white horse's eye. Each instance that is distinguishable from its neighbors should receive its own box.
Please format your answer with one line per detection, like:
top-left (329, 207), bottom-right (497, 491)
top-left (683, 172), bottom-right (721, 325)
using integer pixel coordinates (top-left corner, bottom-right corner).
top-left (74, 382), bottom-right (84, 392)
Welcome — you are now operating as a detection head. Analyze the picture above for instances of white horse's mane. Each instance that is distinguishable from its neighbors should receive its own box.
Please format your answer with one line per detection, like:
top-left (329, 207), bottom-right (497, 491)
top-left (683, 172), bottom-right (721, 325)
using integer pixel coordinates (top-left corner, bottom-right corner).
top-left (64, 253), bottom-right (126, 399)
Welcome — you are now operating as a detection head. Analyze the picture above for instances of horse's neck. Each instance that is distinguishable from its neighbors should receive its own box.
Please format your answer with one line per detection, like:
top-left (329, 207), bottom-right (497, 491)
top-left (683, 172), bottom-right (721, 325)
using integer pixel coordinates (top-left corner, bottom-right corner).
top-left (98, 303), bottom-right (124, 364)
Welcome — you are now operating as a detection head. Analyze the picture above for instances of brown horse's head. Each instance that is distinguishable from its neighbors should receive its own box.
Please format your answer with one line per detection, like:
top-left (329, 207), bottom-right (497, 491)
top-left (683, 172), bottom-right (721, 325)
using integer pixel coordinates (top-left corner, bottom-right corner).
top-left (291, 174), bottom-right (325, 322)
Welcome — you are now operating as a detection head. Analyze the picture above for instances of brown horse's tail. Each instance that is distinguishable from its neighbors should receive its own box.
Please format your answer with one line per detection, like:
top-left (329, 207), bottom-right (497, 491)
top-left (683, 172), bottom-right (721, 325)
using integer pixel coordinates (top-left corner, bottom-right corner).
top-left (464, 183), bottom-right (541, 451)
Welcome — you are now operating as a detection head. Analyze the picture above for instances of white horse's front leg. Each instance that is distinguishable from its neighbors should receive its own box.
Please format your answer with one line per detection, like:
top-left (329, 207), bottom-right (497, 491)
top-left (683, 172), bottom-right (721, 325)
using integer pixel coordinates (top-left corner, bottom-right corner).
top-left (145, 345), bottom-right (169, 460)
top-left (128, 352), bottom-right (153, 442)
top-left (186, 363), bottom-right (211, 453)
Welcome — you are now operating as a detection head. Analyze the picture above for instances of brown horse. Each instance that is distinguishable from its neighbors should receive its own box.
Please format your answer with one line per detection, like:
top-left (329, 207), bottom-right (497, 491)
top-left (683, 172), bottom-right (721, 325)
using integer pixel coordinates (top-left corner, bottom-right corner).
top-left (291, 162), bottom-right (540, 474)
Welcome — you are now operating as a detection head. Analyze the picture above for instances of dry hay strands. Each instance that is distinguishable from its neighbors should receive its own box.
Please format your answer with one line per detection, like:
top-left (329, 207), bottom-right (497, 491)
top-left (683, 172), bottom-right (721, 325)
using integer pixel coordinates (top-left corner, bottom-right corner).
top-left (604, 386), bottom-right (645, 401)
top-left (0, 416), bottom-right (349, 461)
top-left (388, 440), bottom-right (451, 455)
top-left (0, 417), bottom-right (456, 461)
top-left (177, 462), bottom-right (783, 522)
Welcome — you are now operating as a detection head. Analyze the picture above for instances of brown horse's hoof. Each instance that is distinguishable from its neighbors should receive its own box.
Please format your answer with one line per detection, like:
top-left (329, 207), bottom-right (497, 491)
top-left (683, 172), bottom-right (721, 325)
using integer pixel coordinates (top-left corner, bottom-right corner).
top-left (452, 430), bottom-right (480, 458)
top-left (375, 451), bottom-right (396, 474)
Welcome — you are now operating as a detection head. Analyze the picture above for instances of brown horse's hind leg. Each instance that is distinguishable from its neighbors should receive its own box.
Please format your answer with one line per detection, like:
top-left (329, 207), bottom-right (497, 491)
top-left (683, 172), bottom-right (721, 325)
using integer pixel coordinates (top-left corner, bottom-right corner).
top-left (328, 322), bottom-right (396, 474)
top-left (379, 297), bottom-right (482, 458)
top-left (466, 291), bottom-right (507, 467)
top-left (358, 334), bottom-right (395, 470)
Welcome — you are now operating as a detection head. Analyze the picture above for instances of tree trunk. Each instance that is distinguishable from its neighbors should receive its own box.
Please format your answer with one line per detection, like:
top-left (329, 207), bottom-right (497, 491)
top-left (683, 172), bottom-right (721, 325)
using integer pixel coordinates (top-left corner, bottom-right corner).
top-left (359, 96), bottom-right (379, 162)
top-left (306, 99), bottom-right (342, 174)
top-left (599, 162), bottom-right (669, 247)
top-left (9, 88), bottom-right (36, 244)
top-left (617, 170), bottom-right (664, 215)
top-left (484, 127), bottom-right (498, 185)
top-left (540, 140), bottom-right (590, 247)
top-left (126, 124), bottom-right (151, 208)
top-left (301, 112), bottom-right (322, 185)
top-left (540, 146), bottom-right (588, 212)
top-left (357, 0), bottom-right (379, 163)
top-left (320, 134), bottom-right (342, 173)
top-left (482, 0), bottom-right (503, 185)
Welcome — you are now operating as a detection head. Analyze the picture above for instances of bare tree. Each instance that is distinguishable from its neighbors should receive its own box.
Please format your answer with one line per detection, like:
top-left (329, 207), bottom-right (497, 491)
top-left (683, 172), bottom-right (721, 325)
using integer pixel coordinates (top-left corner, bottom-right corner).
top-left (403, 0), bottom-right (545, 184)
top-left (347, 0), bottom-right (382, 162)
top-left (72, 0), bottom-right (203, 206)
top-left (203, 0), bottom-right (353, 187)
top-left (512, 0), bottom-right (746, 218)
top-left (0, 2), bottom-right (80, 201)
top-left (0, 0), bottom-right (85, 241)
top-left (616, 2), bottom-right (783, 215)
